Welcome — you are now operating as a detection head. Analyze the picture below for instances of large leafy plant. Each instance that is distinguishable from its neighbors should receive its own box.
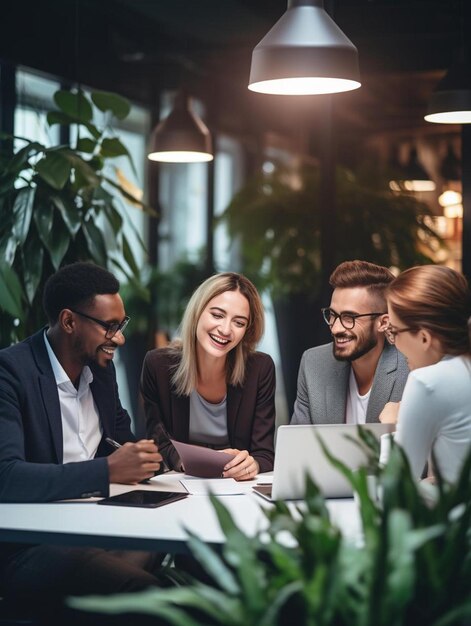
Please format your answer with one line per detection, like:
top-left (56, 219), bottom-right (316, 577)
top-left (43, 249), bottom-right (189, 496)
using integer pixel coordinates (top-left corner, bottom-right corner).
top-left (0, 88), bottom-right (152, 346)
top-left (71, 435), bottom-right (471, 626)
top-left (221, 165), bottom-right (445, 298)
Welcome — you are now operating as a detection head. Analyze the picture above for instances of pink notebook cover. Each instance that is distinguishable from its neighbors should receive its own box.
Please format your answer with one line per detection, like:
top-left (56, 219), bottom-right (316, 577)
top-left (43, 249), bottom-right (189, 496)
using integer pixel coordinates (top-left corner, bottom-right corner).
top-left (170, 439), bottom-right (235, 478)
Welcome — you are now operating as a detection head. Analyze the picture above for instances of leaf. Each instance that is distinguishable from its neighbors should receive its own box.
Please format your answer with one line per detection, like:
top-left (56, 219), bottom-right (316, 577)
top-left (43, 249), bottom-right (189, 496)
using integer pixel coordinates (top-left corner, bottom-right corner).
top-left (0, 263), bottom-right (25, 319)
top-left (54, 89), bottom-right (93, 123)
top-left (12, 187), bottom-right (35, 244)
top-left (91, 90), bottom-right (131, 119)
top-left (47, 110), bottom-right (77, 127)
top-left (47, 221), bottom-right (70, 270)
top-left (6, 141), bottom-right (44, 175)
top-left (21, 235), bottom-right (44, 304)
top-left (184, 530), bottom-right (240, 595)
top-left (100, 137), bottom-right (130, 158)
top-left (122, 233), bottom-right (141, 277)
top-left (82, 219), bottom-right (107, 266)
top-left (36, 151), bottom-right (71, 190)
top-left (64, 153), bottom-right (101, 187)
top-left (50, 194), bottom-right (82, 236)
top-left (0, 233), bottom-right (18, 265)
top-left (76, 137), bottom-right (97, 154)
top-left (34, 201), bottom-right (55, 243)
top-left (103, 175), bottom-right (156, 215)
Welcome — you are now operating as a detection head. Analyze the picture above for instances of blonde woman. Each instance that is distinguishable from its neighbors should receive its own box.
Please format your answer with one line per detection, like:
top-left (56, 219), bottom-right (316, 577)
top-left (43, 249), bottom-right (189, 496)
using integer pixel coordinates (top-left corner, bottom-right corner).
top-left (383, 265), bottom-right (471, 482)
top-left (141, 272), bottom-right (275, 480)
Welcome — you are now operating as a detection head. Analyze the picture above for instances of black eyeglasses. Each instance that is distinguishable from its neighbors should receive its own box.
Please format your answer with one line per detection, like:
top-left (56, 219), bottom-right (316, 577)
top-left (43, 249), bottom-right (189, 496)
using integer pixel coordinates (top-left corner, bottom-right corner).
top-left (384, 324), bottom-right (416, 344)
top-left (321, 307), bottom-right (386, 330)
top-left (70, 309), bottom-right (130, 339)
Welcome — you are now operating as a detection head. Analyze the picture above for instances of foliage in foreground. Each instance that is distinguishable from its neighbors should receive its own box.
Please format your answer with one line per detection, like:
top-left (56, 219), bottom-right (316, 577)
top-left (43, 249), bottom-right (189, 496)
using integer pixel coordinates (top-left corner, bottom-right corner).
top-left (70, 435), bottom-right (471, 626)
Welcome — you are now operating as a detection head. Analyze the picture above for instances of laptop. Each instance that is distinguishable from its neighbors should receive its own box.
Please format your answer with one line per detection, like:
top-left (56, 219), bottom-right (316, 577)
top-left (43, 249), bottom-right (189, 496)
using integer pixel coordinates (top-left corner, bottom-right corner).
top-left (253, 423), bottom-right (394, 501)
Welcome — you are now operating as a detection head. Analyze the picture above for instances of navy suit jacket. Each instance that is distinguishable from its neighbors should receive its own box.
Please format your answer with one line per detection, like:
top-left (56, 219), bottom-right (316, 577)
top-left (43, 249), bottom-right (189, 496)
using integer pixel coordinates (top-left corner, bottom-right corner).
top-left (0, 329), bottom-right (135, 503)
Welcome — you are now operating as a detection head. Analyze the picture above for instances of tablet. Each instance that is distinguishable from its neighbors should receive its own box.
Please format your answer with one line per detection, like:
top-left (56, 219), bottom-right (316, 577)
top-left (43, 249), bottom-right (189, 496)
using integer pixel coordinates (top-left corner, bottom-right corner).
top-left (97, 490), bottom-right (188, 508)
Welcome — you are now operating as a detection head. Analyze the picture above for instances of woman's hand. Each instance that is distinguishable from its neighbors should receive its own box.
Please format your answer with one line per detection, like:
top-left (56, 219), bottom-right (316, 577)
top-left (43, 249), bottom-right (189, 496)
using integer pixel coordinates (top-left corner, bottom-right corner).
top-left (379, 401), bottom-right (401, 425)
top-left (221, 448), bottom-right (259, 481)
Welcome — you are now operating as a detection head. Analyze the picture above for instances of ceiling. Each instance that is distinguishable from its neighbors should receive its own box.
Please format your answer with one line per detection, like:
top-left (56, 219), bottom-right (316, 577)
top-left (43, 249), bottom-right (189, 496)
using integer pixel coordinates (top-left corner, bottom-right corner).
top-left (2, 0), bottom-right (467, 159)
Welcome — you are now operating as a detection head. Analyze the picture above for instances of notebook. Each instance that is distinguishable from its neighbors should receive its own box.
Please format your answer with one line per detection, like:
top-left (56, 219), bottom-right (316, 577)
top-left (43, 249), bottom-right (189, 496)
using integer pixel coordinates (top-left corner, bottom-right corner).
top-left (253, 423), bottom-right (394, 501)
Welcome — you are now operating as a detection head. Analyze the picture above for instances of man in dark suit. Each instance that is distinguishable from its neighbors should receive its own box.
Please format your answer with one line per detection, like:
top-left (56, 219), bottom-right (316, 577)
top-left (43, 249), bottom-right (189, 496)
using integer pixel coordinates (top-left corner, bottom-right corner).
top-left (291, 260), bottom-right (409, 425)
top-left (0, 262), bottom-right (163, 613)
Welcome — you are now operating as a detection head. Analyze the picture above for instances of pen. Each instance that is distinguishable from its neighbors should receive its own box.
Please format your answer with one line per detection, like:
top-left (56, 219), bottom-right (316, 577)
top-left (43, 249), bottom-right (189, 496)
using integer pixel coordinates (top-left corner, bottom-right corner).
top-left (105, 437), bottom-right (121, 449)
top-left (105, 437), bottom-right (151, 484)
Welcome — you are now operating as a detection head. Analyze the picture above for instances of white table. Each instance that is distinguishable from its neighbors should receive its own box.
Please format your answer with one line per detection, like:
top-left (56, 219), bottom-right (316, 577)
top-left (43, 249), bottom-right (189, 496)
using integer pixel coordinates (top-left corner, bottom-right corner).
top-left (0, 473), bottom-right (361, 554)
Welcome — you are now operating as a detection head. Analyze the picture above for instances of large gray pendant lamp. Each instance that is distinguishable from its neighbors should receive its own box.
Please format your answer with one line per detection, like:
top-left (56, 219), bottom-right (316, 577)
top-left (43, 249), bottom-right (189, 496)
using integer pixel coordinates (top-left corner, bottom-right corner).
top-left (424, 55), bottom-right (471, 124)
top-left (248, 0), bottom-right (360, 95)
top-left (148, 91), bottom-right (213, 163)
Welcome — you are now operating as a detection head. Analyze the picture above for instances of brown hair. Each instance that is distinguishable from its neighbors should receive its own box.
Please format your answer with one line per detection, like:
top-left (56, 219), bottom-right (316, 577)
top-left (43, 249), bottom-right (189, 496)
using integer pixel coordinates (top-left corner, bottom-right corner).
top-left (330, 260), bottom-right (395, 310)
top-left (387, 265), bottom-right (471, 355)
top-left (170, 272), bottom-right (265, 395)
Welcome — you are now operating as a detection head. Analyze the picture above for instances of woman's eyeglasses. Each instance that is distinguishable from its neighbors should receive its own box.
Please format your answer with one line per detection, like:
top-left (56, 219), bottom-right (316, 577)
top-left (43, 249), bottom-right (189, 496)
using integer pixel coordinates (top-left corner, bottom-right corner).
top-left (321, 307), bottom-right (386, 330)
top-left (384, 324), bottom-right (416, 344)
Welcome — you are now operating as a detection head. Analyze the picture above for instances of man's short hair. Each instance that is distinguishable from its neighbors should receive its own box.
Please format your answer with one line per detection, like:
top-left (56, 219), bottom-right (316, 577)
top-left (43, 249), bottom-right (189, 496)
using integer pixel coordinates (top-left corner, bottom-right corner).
top-left (329, 260), bottom-right (395, 309)
top-left (43, 262), bottom-right (120, 324)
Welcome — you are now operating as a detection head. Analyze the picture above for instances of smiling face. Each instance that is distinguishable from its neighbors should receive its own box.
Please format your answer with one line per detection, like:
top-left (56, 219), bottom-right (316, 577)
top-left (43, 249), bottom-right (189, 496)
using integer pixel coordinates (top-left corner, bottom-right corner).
top-left (196, 289), bottom-right (250, 360)
top-left (329, 287), bottom-right (386, 362)
top-left (71, 293), bottom-right (127, 368)
top-left (387, 305), bottom-right (437, 370)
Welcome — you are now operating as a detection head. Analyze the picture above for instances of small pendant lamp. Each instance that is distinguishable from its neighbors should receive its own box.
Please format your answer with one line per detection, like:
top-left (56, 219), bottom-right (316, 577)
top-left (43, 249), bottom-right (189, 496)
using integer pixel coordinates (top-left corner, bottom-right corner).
top-left (248, 0), bottom-right (360, 95)
top-left (148, 92), bottom-right (213, 163)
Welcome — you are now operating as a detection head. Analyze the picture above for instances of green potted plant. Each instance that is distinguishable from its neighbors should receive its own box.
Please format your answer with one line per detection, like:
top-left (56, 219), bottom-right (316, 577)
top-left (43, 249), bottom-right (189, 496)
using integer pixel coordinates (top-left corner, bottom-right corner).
top-left (0, 88), bottom-right (154, 347)
top-left (220, 164), bottom-right (445, 408)
top-left (70, 435), bottom-right (471, 625)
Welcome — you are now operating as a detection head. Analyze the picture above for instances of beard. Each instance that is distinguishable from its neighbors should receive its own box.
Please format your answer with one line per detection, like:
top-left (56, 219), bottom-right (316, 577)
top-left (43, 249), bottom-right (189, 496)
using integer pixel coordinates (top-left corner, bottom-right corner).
top-left (332, 331), bottom-right (378, 363)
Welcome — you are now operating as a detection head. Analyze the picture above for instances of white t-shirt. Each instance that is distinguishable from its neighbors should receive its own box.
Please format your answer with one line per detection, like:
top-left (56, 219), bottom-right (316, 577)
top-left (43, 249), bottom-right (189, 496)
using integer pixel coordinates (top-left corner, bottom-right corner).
top-left (396, 354), bottom-right (471, 483)
top-left (345, 368), bottom-right (371, 425)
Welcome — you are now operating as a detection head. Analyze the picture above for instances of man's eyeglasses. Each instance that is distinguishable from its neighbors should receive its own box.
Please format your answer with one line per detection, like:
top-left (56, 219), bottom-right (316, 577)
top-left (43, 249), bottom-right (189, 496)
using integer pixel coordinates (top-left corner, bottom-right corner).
top-left (321, 307), bottom-right (386, 330)
top-left (70, 309), bottom-right (130, 340)
top-left (384, 324), bottom-right (416, 344)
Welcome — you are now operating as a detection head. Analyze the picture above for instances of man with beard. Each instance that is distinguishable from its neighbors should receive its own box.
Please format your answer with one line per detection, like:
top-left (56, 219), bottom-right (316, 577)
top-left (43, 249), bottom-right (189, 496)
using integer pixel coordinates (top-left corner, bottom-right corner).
top-left (291, 260), bottom-right (409, 425)
top-left (0, 262), bottom-right (164, 616)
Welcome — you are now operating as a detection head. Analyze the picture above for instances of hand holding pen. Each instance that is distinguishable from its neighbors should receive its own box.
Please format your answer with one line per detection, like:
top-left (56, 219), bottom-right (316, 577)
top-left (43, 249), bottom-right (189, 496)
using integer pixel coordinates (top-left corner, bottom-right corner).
top-left (105, 437), bottom-right (162, 485)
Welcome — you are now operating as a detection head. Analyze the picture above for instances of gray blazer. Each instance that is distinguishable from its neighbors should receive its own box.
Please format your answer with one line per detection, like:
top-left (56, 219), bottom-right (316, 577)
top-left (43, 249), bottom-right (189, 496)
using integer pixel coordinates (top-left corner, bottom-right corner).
top-left (291, 342), bottom-right (409, 425)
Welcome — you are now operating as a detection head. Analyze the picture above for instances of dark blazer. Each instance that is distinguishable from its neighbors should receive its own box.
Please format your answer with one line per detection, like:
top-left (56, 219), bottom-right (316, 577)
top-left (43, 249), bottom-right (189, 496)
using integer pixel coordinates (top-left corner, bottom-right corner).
top-left (0, 329), bottom-right (135, 503)
top-left (141, 348), bottom-right (276, 473)
top-left (291, 341), bottom-right (409, 425)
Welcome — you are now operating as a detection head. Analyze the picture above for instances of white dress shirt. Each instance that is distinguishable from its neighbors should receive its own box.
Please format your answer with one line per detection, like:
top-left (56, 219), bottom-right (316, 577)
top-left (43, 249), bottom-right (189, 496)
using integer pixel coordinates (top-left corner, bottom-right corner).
top-left (44, 332), bottom-right (102, 463)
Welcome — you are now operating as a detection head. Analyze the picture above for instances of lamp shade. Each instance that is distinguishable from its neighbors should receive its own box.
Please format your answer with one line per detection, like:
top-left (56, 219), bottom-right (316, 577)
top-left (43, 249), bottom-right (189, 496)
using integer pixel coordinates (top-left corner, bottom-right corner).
top-left (248, 0), bottom-right (360, 95)
top-left (148, 93), bottom-right (213, 163)
top-left (440, 144), bottom-right (461, 181)
top-left (389, 147), bottom-right (436, 192)
top-left (425, 58), bottom-right (471, 124)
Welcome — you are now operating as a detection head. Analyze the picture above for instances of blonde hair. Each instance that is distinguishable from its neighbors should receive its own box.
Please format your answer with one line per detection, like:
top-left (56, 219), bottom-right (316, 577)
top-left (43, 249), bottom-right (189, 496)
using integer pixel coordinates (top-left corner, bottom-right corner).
top-left (387, 265), bottom-right (471, 355)
top-left (170, 272), bottom-right (265, 395)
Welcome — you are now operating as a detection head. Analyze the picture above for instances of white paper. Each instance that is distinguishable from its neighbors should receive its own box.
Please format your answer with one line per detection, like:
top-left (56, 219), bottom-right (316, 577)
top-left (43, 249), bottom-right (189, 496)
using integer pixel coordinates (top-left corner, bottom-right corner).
top-left (180, 477), bottom-right (252, 495)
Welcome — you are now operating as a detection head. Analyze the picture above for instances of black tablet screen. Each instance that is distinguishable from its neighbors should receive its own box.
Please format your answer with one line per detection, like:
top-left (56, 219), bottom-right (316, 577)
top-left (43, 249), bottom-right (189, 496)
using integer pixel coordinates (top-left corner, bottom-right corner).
top-left (97, 490), bottom-right (187, 508)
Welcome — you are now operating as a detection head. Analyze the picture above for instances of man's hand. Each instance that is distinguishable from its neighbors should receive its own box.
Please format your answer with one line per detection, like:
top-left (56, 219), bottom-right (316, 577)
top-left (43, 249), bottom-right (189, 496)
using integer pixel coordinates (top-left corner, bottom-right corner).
top-left (107, 439), bottom-right (162, 484)
top-left (221, 448), bottom-right (259, 481)
top-left (379, 401), bottom-right (400, 425)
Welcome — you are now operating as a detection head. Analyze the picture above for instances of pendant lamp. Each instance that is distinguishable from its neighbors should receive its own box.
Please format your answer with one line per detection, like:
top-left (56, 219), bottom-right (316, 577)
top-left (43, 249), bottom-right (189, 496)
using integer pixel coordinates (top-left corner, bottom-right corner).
top-left (148, 92), bottom-right (213, 163)
top-left (389, 147), bottom-right (436, 192)
top-left (248, 0), bottom-right (360, 95)
top-left (440, 144), bottom-right (462, 182)
top-left (424, 55), bottom-right (471, 124)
